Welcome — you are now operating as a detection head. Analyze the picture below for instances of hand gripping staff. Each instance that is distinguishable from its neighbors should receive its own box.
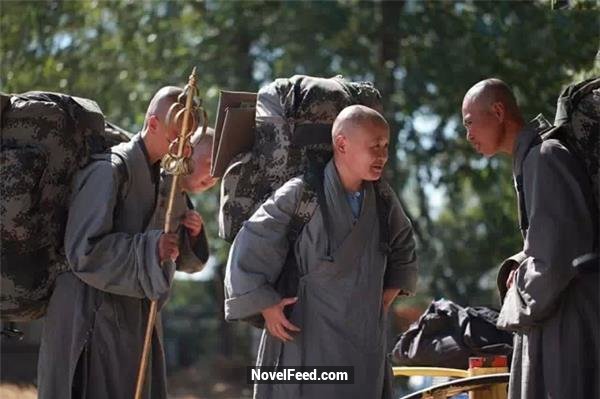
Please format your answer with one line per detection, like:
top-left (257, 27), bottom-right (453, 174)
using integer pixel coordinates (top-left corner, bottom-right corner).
top-left (134, 68), bottom-right (208, 399)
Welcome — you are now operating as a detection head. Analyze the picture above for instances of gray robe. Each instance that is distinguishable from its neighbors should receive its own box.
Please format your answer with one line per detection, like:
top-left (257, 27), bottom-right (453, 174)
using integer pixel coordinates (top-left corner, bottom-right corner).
top-left (225, 160), bottom-right (418, 399)
top-left (497, 117), bottom-right (599, 399)
top-left (38, 134), bottom-right (205, 399)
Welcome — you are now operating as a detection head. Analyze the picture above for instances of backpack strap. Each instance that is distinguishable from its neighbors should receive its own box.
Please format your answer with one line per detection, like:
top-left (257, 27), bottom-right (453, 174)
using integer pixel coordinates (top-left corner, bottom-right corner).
top-left (300, 164), bottom-right (335, 257)
top-left (515, 119), bottom-right (562, 238)
top-left (287, 180), bottom-right (319, 245)
top-left (0, 92), bottom-right (10, 120)
top-left (515, 135), bottom-right (542, 236)
top-left (515, 172), bottom-right (527, 236)
top-left (90, 151), bottom-right (130, 208)
top-left (374, 180), bottom-right (393, 255)
top-left (289, 169), bottom-right (393, 256)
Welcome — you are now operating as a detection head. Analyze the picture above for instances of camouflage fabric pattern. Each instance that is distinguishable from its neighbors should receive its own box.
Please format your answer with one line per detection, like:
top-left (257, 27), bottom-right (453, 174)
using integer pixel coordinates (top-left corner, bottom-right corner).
top-left (295, 183), bottom-right (320, 225)
top-left (287, 177), bottom-right (320, 242)
top-left (0, 91), bottom-right (127, 321)
top-left (219, 75), bottom-right (382, 242)
top-left (556, 79), bottom-right (599, 210)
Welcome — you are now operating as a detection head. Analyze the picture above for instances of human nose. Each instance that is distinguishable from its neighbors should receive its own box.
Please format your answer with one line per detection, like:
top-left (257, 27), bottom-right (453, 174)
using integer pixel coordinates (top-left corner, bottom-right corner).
top-left (466, 129), bottom-right (474, 142)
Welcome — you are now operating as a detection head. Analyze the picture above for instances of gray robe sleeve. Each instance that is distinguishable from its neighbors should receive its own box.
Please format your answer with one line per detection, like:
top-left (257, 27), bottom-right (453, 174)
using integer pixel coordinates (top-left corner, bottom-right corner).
top-left (383, 194), bottom-right (419, 294)
top-left (224, 178), bottom-right (304, 321)
top-left (64, 161), bottom-right (174, 300)
top-left (176, 228), bottom-right (209, 273)
top-left (175, 194), bottom-right (209, 273)
top-left (498, 141), bottom-right (595, 330)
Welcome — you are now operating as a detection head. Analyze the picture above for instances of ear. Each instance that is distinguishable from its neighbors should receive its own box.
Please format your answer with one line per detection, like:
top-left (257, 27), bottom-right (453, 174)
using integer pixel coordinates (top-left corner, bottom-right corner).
top-left (334, 134), bottom-right (347, 154)
top-left (491, 101), bottom-right (505, 122)
top-left (147, 115), bottom-right (159, 135)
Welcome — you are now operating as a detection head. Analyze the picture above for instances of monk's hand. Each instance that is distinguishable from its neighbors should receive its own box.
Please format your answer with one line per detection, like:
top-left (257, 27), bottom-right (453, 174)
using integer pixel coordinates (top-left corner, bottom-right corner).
top-left (182, 210), bottom-right (203, 238)
top-left (382, 288), bottom-right (401, 312)
top-left (158, 233), bottom-right (179, 262)
top-left (261, 297), bottom-right (301, 342)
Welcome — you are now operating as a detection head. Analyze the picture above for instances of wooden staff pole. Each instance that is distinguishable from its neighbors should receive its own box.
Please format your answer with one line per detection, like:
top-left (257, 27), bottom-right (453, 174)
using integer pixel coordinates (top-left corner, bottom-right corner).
top-left (134, 68), bottom-right (198, 399)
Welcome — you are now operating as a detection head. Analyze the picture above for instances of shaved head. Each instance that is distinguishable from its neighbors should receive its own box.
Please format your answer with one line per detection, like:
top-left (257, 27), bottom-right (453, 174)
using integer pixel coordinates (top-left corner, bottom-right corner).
top-left (461, 78), bottom-right (524, 156)
top-left (191, 126), bottom-right (214, 158)
top-left (143, 86), bottom-right (183, 131)
top-left (181, 126), bottom-right (218, 193)
top-left (331, 105), bottom-right (390, 190)
top-left (141, 86), bottom-right (185, 163)
top-left (332, 104), bottom-right (389, 139)
top-left (462, 78), bottom-right (521, 120)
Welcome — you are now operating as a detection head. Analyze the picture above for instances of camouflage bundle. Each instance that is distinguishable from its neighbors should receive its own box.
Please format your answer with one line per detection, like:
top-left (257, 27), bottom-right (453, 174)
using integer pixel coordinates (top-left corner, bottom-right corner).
top-left (219, 75), bottom-right (382, 242)
top-left (516, 78), bottom-right (600, 235)
top-left (552, 78), bottom-right (599, 210)
top-left (0, 91), bottom-right (129, 321)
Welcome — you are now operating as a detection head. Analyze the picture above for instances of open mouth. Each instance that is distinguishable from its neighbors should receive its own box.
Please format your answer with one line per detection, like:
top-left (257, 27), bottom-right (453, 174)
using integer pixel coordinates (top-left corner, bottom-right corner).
top-left (371, 165), bottom-right (384, 173)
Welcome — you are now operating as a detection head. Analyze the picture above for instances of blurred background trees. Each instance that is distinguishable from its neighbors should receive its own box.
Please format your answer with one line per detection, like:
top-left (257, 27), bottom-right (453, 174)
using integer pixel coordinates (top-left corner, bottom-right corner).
top-left (1, 0), bottom-right (598, 396)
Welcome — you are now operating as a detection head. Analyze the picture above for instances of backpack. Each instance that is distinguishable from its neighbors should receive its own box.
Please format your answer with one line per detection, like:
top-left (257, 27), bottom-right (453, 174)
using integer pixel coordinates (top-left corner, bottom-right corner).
top-left (0, 91), bottom-right (131, 322)
top-left (516, 78), bottom-right (600, 236)
top-left (219, 74), bottom-right (383, 243)
top-left (391, 299), bottom-right (513, 369)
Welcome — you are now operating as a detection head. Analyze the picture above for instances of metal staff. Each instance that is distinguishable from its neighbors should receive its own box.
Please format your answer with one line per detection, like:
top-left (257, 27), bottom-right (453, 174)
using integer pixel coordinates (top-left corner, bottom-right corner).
top-left (134, 67), bottom-right (208, 399)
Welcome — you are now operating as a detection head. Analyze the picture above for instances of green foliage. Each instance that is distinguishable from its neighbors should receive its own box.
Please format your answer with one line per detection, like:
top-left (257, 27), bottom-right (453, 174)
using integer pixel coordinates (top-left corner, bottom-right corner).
top-left (2, 0), bottom-right (597, 309)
